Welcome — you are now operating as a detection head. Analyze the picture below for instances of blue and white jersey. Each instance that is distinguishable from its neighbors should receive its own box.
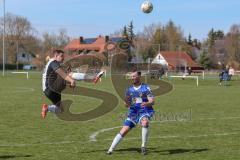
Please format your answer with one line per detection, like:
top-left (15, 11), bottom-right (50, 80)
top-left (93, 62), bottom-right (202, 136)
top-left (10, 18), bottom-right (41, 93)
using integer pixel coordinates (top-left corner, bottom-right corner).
top-left (125, 83), bottom-right (154, 112)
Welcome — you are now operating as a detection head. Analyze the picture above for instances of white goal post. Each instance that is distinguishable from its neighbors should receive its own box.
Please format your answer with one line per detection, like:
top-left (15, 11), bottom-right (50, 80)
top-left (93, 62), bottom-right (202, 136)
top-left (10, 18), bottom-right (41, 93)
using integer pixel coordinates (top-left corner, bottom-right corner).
top-left (192, 70), bottom-right (205, 79)
top-left (11, 71), bottom-right (29, 79)
top-left (170, 75), bottom-right (199, 86)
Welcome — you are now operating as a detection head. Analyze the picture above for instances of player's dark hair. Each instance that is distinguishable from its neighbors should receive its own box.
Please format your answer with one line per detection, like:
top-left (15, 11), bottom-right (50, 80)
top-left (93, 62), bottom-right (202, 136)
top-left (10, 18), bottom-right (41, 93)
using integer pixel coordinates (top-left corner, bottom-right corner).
top-left (132, 69), bottom-right (141, 76)
top-left (50, 49), bottom-right (64, 58)
top-left (137, 71), bottom-right (141, 76)
top-left (53, 49), bottom-right (64, 54)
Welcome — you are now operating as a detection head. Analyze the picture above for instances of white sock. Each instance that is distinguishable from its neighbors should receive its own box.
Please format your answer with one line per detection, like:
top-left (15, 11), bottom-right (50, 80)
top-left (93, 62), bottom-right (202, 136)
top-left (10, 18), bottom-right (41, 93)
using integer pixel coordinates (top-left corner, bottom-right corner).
top-left (108, 133), bottom-right (123, 152)
top-left (48, 105), bottom-right (60, 113)
top-left (142, 127), bottom-right (149, 148)
top-left (71, 73), bottom-right (86, 80)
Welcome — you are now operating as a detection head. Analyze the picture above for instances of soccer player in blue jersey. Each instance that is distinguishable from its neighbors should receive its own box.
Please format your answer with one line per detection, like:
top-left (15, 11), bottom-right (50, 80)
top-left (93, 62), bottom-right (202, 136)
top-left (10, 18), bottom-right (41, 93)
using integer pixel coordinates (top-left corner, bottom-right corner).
top-left (107, 70), bottom-right (155, 155)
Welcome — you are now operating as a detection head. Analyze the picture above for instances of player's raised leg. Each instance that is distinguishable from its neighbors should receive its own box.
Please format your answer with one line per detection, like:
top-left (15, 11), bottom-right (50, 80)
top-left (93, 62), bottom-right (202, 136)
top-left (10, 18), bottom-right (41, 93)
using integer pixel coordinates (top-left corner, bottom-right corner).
top-left (93, 70), bottom-right (104, 84)
top-left (69, 70), bottom-right (104, 84)
top-left (69, 72), bottom-right (86, 80)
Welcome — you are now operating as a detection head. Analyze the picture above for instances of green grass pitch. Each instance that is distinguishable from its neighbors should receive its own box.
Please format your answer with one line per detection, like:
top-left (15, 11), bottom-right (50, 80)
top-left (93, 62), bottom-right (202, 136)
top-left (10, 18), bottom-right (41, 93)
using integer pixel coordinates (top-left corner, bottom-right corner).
top-left (0, 72), bottom-right (240, 160)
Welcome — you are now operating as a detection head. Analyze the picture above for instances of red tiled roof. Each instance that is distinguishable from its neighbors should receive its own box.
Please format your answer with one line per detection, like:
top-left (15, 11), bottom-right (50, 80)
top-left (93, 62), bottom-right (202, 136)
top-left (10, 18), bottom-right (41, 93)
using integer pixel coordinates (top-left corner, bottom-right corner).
top-left (64, 36), bottom-right (107, 53)
top-left (69, 53), bottom-right (106, 61)
top-left (160, 51), bottom-right (201, 68)
top-left (64, 36), bottom-right (125, 54)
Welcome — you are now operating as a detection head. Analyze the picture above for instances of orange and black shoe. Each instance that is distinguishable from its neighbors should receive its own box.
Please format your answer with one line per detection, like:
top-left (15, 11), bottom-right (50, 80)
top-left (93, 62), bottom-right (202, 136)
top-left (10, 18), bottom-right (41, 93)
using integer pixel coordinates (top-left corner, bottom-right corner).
top-left (93, 71), bottom-right (104, 84)
top-left (41, 104), bottom-right (48, 119)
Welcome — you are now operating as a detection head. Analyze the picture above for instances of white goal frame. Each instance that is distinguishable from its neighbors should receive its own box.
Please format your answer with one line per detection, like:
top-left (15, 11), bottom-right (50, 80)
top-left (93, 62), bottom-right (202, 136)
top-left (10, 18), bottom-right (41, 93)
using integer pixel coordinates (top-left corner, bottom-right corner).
top-left (170, 75), bottom-right (199, 86)
top-left (11, 71), bottom-right (29, 79)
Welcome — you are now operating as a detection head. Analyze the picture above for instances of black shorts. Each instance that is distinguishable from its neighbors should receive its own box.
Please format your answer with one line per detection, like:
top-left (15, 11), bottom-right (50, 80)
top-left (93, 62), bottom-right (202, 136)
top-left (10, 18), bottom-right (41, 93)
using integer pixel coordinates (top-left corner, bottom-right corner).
top-left (44, 88), bottom-right (61, 105)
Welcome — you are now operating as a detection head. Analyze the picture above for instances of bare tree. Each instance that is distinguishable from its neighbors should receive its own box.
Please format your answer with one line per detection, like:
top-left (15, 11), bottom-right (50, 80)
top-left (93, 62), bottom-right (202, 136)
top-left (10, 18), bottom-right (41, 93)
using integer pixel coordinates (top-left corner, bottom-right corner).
top-left (141, 23), bottom-right (159, 40)
top-left (0, 13), bottom-right (34, 64)
top-left (58, 28), bottom-right (70, 48)
top-left (42, 28), bottom-right (70, 59)
top-left (225, 24), bottom-right (240, 65)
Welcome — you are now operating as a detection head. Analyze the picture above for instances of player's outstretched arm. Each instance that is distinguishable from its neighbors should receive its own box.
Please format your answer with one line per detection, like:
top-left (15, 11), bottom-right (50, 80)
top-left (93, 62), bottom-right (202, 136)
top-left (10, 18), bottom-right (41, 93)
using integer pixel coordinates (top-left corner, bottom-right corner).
top-left (141, 97), bottom-right (154, 107)
top-left (124, 96), bottom-right (131, 108)
top-left (56, 68), bottom-right (76, 87)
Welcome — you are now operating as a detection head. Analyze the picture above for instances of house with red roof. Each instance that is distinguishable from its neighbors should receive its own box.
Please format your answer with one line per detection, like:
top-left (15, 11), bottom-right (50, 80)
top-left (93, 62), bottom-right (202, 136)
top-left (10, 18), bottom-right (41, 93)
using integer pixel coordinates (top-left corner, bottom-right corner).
top-left (152, 51), bottom-right (203, 70)
top-left (65, 35), bottom-right (125, 53)
top-left (64, 35), bottom-right (127, 62)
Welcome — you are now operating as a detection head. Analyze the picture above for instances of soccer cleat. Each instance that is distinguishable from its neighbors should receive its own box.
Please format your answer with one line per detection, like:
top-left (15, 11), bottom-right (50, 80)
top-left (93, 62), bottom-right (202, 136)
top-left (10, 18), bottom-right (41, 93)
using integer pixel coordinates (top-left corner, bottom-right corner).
top-left (141, 147), bottom-right (147, 155)
top-left (41, 104), bottom-right (48, 119)
top-left (106, 150), bottom-right (112, 155)
top-left (93, 71), bottom-right (104, 84)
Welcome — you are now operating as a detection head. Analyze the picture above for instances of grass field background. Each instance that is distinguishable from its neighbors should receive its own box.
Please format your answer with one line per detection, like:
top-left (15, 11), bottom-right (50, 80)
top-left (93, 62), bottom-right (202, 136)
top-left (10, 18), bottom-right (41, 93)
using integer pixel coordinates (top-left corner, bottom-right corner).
top-left (0, 71), bottom-right (240, 160)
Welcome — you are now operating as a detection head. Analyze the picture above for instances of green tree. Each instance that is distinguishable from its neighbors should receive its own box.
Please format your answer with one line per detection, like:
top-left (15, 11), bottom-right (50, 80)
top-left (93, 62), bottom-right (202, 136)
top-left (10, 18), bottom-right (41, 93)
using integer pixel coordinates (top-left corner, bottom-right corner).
top-left (207, 28), bottom-right (215, 49)
top-left (215, 30), bottom-right (224, 39)
top-left (153, 28), bottom-right (161, 43)
top-left (122, 25), bottom-right (129, 40)
top-left (152, 26), bottom-right (168, 51)
top-left (127, 21), bottom-right (135, 42)
top-left (187, 34), bottom-right (192, 45)
top-left (207, 28), bottom-right (224, 49)
top-left (121, 24), bottom-right (134, 62)
top-left (199, 49), bottom-right (211, 69)
top-left (165, 20), bottom-right (183, 51)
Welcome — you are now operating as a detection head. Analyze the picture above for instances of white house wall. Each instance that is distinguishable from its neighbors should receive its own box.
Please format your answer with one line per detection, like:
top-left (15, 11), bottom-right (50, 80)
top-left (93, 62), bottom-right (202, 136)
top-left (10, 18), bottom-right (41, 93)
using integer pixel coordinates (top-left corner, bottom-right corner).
top-left (152, 53), bottom-right (168, 66)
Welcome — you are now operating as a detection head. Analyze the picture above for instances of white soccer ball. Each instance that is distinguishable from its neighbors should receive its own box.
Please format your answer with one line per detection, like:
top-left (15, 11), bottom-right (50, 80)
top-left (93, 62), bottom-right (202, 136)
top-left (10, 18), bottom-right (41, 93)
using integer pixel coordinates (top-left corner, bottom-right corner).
top-left (141, 1), bottom-right (153, 14)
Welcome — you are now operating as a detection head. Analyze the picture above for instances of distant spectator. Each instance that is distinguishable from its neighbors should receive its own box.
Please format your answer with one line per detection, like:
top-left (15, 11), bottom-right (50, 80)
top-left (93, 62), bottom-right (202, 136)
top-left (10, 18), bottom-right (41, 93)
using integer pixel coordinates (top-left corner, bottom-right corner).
top-left (187, 67), bottom-right (192, 75)
top-left (228, 66), bottom-right (235, 80)
top-left (157, 67), bottom-right (165, 79)
top-left (219, 65), bottom-right (229, 85)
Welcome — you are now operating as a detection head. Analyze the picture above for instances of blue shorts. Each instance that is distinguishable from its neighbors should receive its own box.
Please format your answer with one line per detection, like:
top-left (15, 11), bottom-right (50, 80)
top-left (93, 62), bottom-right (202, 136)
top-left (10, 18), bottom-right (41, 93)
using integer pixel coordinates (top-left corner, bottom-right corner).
top-left (123, 109), bottom-right (154, 129)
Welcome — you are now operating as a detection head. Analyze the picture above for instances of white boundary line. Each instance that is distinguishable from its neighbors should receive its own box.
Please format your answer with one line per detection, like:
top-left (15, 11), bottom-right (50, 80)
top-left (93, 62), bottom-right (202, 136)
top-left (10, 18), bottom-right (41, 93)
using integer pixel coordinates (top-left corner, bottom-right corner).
top-left (0, 131), bottom-right (238, 148)
top-left (198, 116), bottom-right (240, 120)
top-left (1, 116), bottom-right (240, 148)
top-left (89, 116), bottom-right (240, 142)
top-left (4, 87), bottom-right (35, 93)
top-left (103, 132), bottom-right (239, 141)
top-left (89, 126), bottom-right (121, 142)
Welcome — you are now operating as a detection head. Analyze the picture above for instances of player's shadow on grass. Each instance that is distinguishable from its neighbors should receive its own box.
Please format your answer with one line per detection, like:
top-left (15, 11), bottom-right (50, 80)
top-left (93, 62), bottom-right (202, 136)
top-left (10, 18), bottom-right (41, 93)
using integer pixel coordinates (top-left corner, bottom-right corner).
top-left (116, 147), bottom-right (209, 155)
top-left (0, 154), bottom-right (32, 159)
top-left (80, 147), bottom-right (156, 154)
top-left (116, 147), bottom-right (149, 153)
top-left (154, 148), bottom-right (209, 155)
top-left (79, 147), bottom-right (209, 155)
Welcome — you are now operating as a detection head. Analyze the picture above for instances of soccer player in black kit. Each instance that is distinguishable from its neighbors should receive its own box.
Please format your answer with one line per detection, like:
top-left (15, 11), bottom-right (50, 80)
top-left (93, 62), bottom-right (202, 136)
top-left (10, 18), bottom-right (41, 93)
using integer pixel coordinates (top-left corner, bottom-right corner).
top-left (41, 49), bottom-right (104, 118)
